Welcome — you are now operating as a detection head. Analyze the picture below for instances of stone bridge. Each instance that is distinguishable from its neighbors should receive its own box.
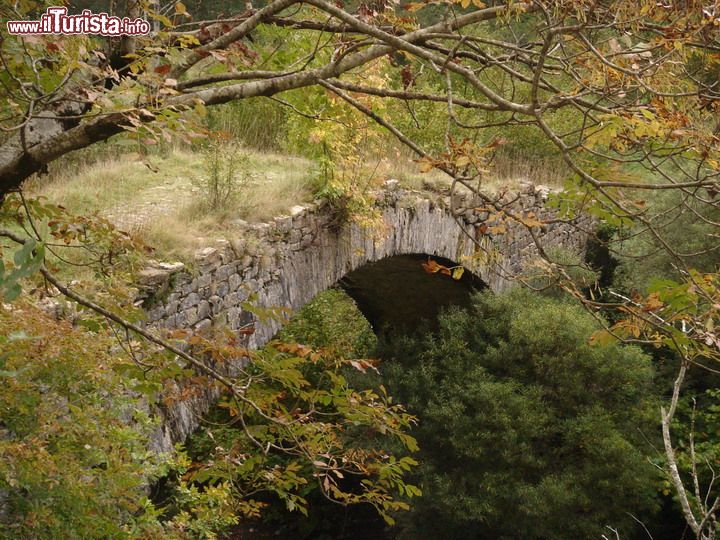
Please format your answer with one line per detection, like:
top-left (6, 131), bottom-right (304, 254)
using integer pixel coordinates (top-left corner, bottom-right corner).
top-left (139, 181), bottom-right (592, 450)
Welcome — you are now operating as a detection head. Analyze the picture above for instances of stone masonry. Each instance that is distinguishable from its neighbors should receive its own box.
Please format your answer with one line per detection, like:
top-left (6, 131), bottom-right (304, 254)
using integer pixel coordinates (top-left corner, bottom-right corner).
top-left (139, 181), bottom-right (593, 451)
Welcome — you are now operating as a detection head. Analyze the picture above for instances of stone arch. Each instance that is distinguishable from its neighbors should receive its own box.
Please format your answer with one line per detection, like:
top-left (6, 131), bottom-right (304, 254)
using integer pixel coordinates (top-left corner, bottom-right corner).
top-left (141, 184), bottom-right (592, 449)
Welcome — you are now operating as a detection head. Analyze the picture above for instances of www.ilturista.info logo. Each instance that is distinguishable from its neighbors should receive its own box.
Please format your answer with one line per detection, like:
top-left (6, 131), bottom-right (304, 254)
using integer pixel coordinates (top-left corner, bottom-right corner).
top-left (6, 6), bottom-right (151, 36)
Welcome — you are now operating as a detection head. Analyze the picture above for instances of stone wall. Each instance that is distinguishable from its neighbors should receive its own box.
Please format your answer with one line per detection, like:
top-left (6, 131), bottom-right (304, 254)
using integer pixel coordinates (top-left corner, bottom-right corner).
top-left (140, 182), bottom-right (592, 451)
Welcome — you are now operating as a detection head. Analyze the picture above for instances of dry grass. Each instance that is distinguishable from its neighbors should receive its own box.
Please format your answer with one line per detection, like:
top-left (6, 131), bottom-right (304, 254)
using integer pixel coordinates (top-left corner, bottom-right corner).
top-left (367, 142), bottom-right (567, 194)
top-left (29, 147), bottom-right (315, 261)
top-left (239, 152), bottom-right (317, 220)
top-left (28, 140), bottom-right (564, 261)
top-left (491, 153), bottom-right (569, 188)
top-left (355, 144), bottom-right (453, 191)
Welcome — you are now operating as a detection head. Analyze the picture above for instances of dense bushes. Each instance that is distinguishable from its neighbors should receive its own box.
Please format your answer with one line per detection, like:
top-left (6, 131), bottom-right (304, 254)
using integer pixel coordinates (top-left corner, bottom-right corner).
top-left (0, 304), bottom-right (171, 539)
top-left (278, 288), bottom-right (376, 357)
top-left (381, 289), bottom-right (659, 539)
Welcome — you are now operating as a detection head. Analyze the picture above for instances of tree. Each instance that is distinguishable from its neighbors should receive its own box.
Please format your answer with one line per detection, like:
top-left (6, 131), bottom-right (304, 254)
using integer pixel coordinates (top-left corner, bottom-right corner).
top-left (2, 0), bottom-right (720, 535)
top-left (381, 289), bottom-right (658, 539)
top-left (0, 302), bottom-right (165, 539)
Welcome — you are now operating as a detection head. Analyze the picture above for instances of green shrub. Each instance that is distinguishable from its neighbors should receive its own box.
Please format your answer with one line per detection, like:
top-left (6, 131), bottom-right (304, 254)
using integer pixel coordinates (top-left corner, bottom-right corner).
top-left (0, 304), bottom-right (167, 539)
top-left (0, 303), bottom-right (244, 539)
top-left (612, 185), bottom-right (720, 294)
top-left (381, 289), bottom-right (659, 540)
top-left (193, 142), bottom-right (252, 212)
top-left (278, 288), bottom-right (376, 357)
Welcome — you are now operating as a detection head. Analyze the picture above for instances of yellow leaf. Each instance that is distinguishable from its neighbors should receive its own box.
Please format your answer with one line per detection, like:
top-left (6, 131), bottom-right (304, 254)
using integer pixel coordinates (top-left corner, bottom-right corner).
top-left (640, 109), bottom-right (654, 120)
top-left (472, 0), bottom-right (486, 6)
top-left (643, 292), bottom-right (664, 311)
top-left (520, 212), bottom-right (543, 228)
top-left (417, 159), bottom-right (434, 173)
top-left (405, 2), bottom-right (425, 11)
top-left (588, 329), bottom-right (615, 347)
top-left (452, 267), bottom-right (465, 280)
top-left (175, 1), bottom-right (187, 14)
top-left (455, 155), bottom-right (470, 168)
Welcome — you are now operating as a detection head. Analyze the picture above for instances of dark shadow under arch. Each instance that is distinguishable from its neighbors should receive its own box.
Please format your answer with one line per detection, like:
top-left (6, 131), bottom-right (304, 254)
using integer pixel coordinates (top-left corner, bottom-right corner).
top-left (337, 254), bottom-right (486, 334)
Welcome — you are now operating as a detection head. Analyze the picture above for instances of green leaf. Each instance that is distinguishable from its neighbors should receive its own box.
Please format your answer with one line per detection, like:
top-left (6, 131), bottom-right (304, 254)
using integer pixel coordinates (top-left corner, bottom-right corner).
top-left (77, 319), bottom-right (101, 332)
top-left (3, 282), bottom-right (21, 302)
top-left (13, 237), bottom-right (36, 267)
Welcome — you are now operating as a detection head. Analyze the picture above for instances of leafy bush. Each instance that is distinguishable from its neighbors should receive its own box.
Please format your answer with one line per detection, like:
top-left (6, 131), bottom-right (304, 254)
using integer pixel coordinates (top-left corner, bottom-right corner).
top-left (278, 288), bottom-right (376, 357)
top-left (612, 185), bottom-right (720, 294)
top-left (179, 337), bottom-right (419, 526)
top-left (381, 289), bottom-right (659, 539)
top-left (193, 142), bottom-right (253, 212)
top-left (0, 303), bottom-right (167, 539)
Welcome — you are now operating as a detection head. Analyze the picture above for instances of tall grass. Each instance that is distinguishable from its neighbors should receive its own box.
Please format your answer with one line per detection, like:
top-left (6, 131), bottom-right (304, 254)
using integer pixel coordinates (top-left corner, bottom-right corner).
top-left (492, 151), bottom-right (569, 187)
top-left (206, 99), bottom-right (289, 152)
top-left (29, 147), bottom-right (316, 261)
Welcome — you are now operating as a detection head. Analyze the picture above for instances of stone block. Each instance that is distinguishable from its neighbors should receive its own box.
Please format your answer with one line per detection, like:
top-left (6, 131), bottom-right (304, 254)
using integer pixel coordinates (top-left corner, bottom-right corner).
top-left (175, 311), bottom-right (188, 328)
top-left (213, 265), bottom-right (229, 281)
top-left (185, 307), bottom-right (199, 326)
top-left (243, 265), bottom-right (258, 279)
top-left (137, 267), bottom-right (172, 288)
top-left (194, 247), bottom-right (222, 269)
top-left (166, 300), bottom-right (179, 315)
top-left (227, 307), bottom-right (240, 327)
top-left (162, 314), bottom-right (177, 329)
top-left (194, 318), bottom-right (212, 333)
top-left (223, 292), bottom-right (238, 308)
top-left (197, 273), bottom-right (212, 288)
top-left (229, 273), bottom-right (242, 291)
top-left (146, 307), bottom-right (165, 323)
top-left (208, 281), bottom-right (225, 297)
top-left (236, 288), bottom-right (250, 303)
top-left (274, 215), bottom-right (292, 234)
top-left (181, 279), bottom-right (198, 295)
top-left (197, 300), bottom-right (210, 320)
top-left (181, 292), bottom-right (200, 309)
top-left (259, 255), bottom-right (273, 270)
top-left (209, 295), bottom-right (223, 315)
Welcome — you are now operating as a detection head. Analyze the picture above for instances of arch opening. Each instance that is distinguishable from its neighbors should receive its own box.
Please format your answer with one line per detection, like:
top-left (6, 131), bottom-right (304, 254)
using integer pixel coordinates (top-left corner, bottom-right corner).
top-left (337, 254), bottom-right (486, 334)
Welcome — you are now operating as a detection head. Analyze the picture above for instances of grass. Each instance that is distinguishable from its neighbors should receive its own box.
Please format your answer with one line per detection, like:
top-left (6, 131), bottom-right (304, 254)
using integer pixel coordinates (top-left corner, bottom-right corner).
top-left (492, 153), bottom-right (569, 188)
top-left (26, 137), bottom-right (565, 262)
top-left (368, 142), bottom-right (567, 194)
top-left (28, 147), bottom-right (315, 261)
